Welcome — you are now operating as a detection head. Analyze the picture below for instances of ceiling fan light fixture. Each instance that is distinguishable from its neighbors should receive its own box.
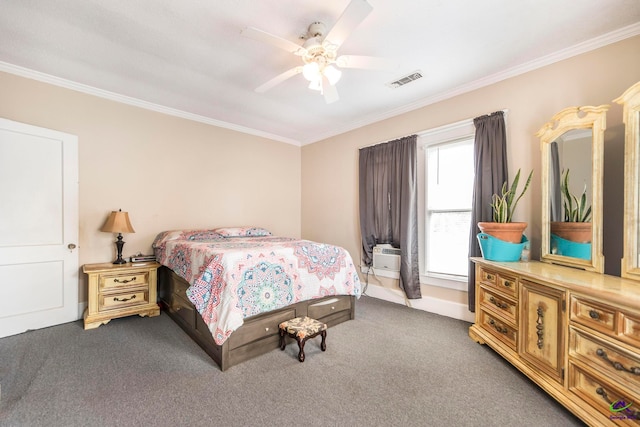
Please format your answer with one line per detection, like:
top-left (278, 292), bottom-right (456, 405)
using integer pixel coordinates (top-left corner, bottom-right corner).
top-left (302, 62), bottom-right (320, 81)
top-left (323, 65), bottom-right (342, 86)
top-left (308, 79), bottom-right (322, 91)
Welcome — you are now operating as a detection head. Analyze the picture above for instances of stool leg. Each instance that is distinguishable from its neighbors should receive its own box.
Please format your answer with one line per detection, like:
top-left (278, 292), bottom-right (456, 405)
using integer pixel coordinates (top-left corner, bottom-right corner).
top-left (320, 330), bottom-right (326, 351)
top-left (279, 328), bottom-right (286, 351)
top-left (297, 338), bottom-right (306, 362)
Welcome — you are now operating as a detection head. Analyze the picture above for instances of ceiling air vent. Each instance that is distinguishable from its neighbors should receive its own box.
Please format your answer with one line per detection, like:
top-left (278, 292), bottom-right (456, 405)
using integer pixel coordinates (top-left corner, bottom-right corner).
top-left (386, 70), bottom-right (423, 89)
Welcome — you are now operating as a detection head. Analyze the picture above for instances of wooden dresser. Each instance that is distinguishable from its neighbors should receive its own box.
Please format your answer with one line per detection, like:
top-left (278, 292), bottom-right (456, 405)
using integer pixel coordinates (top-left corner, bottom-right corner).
top-left (83, 262), bottom-right (161, 329)
top-left (469, 258), bottom-right (640, 426)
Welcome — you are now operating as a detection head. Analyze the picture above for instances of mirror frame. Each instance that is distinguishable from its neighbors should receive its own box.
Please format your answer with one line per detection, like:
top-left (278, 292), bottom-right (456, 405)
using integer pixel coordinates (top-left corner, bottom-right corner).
top-left (616, 81), bottom-right (640, 281)
top-left (537, 105), bottom-right (609, 273)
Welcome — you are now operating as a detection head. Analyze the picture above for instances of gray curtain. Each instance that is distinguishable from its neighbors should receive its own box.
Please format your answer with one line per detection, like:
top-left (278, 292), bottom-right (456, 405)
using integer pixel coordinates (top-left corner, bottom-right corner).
top-left (359, 135), bottom-right (421, 299)
top-left (550, 141), bottom-right (562, 222)
top-left (468, 112), bottom-right (508, 312)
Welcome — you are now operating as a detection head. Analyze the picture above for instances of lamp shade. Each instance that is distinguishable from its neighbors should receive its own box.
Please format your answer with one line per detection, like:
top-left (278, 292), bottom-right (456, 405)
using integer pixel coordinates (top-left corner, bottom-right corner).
top-left (100, 210), bottom-right (135, 234)
top-left (323, 65), bottom-right (342, 86)
top-left (302, 62), bottom-right (320, 82)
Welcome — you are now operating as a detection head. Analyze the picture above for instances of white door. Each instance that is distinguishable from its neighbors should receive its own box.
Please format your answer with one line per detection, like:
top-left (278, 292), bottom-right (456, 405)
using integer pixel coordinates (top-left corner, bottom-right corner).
top-left (0, 118), bottom-right (78, 338)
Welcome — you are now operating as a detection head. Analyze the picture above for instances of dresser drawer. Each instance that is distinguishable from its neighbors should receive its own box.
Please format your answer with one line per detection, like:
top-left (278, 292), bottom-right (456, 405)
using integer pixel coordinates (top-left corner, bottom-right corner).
top-left (228, 308), bottom-right (296, 350)
top-left (570, 296), bottom-right (616, 336)
top-left (621, 312), bottom-right (640, 348)
top-left (99, 289), bottom-right (149, 311)
top-left (100, 271), bottom-right (149, 291)
top-left (569, 327), bottom-right (640, 391)
top-left (308, 296), bottom-right (352, 320)
top-left (568, 362), bottom-right (640, 425)
top-left (479, 286), bottom-right (517, 324)
top-left (478, 266), bottom-right (517, 298)
top-left (479, 309), bottom-right (517, 350)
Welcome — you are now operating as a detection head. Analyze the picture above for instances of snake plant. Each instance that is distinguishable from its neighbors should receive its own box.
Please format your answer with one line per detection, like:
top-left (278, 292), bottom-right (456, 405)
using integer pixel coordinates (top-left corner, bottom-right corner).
top-left (561, 169), bottom-right (591, 222)
top-left (490, 168), bottom-right (533, 223)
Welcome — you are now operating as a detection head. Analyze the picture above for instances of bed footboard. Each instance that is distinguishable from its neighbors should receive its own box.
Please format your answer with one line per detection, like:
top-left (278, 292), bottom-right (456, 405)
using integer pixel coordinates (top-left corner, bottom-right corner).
top-left (157, 266), bottom-right (355, 371)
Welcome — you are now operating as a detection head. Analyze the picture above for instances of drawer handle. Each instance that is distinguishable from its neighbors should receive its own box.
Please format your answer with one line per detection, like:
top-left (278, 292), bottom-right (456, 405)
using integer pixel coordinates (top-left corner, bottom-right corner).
top-left (114, 295), bottom-right (136, 302)
top-left (114, 277), bottom-right (137, 284)
top-left (596, 349), bottom-right (640, 376)
top-left (265, 327), bottom-right (269, 332)
top-left (488, 319), bottom-right (508, 334)
top-left (486, 274), bottom-right (494, 280)
top-left (503, 280), bottom-right (512, 288)
top-left (331, 306), bottom-right (335, 310)
top-left (489, 297), bottom-right (508, 310)
top-left (536, 306), bottom-right (544, 350)
top-left (596, 387), bottom-right (640, 418)
top-left (588, 309), bottom-right (600, 320)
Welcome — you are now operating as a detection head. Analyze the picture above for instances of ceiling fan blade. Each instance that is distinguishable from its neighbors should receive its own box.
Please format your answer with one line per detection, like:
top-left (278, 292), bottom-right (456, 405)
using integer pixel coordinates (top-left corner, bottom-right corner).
top-left (324, 0), bottom-right (373, 49)
top-left (323, 80), bottom-right (339, 104)
top-left (335, 55), bottom-right (398, 71)
top-left (255, 67), bottom-right (303, 93)
top-left (241, 27), bottom-right (306, 55)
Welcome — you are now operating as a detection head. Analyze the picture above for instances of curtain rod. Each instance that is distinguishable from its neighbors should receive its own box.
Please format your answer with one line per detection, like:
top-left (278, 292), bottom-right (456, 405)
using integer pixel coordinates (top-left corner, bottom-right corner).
top-left (358, 109), bottom-right (508, 150)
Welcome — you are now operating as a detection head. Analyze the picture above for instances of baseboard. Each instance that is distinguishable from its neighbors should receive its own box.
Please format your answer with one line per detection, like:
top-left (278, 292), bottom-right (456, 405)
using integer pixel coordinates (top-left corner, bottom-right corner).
top-left (363, 283), bottom-right (475, 323)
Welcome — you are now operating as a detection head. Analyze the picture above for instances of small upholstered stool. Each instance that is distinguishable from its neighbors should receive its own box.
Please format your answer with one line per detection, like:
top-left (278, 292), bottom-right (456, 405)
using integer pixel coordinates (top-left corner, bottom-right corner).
top-left (279, 316), bottom-right (327, 362)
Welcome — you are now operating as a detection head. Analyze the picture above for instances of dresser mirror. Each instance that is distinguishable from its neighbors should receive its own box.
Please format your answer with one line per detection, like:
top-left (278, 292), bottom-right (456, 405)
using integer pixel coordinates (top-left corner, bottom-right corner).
top-left (537, 105), bottom-right (608, 272)
top-left (616, 81), bottom-right (640, 281)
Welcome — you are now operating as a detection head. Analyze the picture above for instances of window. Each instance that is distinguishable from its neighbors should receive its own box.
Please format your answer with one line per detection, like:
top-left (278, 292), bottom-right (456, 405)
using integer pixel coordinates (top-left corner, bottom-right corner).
top-left (425, 139), bottom-right (474, 277)
top-left (417, 118), bottom-right (476, 289)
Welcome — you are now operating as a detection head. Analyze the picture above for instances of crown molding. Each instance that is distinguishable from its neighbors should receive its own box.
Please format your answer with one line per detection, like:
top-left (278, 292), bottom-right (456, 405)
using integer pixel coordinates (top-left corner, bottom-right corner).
top-left (301, 22), bottom-right (640, 145)
top-left (1, 21), bottom-right (638, 148)
top-left (0, 61), bottom-right (302, 147)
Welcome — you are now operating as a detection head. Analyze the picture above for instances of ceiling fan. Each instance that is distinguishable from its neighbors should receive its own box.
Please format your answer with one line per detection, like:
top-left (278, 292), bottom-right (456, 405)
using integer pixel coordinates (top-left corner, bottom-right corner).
top-left (241, 0), bottom-right (397, 104)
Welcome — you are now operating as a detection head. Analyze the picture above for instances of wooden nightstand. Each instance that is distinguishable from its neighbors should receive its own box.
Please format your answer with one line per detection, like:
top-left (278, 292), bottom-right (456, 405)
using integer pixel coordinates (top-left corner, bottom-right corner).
top-left (83, 262), bottom-right (161, 330)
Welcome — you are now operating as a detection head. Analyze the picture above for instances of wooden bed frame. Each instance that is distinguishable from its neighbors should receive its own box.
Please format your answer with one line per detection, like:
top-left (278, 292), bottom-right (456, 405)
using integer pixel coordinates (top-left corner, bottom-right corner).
top-left (157, 266), bottom-right (356, 371)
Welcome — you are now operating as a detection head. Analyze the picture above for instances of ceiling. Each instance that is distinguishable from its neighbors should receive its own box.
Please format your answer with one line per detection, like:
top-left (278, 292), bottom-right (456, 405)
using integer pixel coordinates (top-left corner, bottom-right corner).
top-left (1, 1), bottom-right (639, 146)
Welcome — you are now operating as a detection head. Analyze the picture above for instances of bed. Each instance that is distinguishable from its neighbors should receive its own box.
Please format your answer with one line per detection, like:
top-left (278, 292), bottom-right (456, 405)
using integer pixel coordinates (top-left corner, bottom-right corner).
top-left (153, 227), bottom-right (361, 370)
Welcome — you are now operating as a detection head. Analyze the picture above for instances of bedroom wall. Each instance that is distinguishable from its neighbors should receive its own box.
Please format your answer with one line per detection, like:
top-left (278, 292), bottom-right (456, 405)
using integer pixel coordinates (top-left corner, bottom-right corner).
top-left (301, 35), bottom-right (640, 318)
top-left (0, 71), bottom-right (302, 302)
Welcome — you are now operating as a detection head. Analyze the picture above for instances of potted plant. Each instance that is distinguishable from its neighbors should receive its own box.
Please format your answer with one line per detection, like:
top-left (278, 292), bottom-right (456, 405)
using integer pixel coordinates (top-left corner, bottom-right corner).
top-left (550, 169), bottom-right (592, 243)
top-left (478, 168), bottom-right (533, 243)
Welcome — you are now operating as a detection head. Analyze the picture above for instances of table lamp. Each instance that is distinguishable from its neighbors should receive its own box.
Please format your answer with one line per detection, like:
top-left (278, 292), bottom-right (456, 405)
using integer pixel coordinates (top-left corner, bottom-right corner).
top-left (101, 209), bottom-right (135, 264)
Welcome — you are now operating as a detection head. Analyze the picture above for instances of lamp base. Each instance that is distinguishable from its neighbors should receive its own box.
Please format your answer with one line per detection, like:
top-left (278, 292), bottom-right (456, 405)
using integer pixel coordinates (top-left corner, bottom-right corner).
top-left (113, 234), bottom-right (127, 264)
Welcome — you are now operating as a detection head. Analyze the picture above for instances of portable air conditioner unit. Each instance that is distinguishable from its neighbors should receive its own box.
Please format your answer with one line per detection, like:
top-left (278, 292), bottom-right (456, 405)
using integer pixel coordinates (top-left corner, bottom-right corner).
top-left (372, 244), bottom-right (402, 272)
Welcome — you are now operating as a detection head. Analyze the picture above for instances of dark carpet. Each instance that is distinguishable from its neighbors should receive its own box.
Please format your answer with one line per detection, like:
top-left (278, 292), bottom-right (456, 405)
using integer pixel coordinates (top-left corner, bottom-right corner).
top-left (0, 296), bottom-right (584, 426)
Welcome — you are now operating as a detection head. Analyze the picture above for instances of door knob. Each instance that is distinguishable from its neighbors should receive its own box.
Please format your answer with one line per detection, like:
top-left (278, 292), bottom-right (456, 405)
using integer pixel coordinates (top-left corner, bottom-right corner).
top-left (68, 243), bottom-right (77, 250)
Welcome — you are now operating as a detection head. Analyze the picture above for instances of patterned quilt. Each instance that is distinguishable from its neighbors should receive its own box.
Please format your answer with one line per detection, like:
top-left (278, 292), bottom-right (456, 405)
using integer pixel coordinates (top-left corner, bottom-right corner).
top-left (153, 228), bottom-right (361, 345)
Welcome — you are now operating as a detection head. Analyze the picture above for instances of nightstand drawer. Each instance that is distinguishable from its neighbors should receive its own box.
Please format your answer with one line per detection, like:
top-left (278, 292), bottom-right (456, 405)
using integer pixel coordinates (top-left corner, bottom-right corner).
top-left (100, 271), bottom-right (149, 291)
top-left (99, 289), bottom-right (149, 311)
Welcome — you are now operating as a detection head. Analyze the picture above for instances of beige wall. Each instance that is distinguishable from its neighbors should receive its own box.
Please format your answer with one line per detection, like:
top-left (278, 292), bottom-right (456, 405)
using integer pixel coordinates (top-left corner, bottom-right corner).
top-left (301, 36), bottom-right (640, 309)
top-left (2, 36), bottom-right (638, 313)
top-left (0, 71), bottom-right (302, 301)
